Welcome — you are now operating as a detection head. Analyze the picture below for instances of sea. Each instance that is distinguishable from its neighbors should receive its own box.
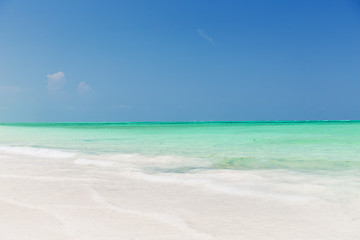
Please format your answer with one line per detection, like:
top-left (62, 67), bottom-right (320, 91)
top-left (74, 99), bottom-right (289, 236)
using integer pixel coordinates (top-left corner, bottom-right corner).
top-left (1, 121), bottom-right (360, 172)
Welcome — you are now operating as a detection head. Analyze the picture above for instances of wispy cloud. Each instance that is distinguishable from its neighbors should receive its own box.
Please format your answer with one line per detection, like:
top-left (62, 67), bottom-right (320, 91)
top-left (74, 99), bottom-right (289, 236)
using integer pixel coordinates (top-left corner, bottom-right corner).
top-left (0, 85), bottom-right (32, 94)
top-left (197, 28), bottom-right (214, 45)
top-left (0, 85), bottom-right (33, 111)
top-left (77, 81), bottom-right (93, 95)
top-left (110, 104), bottom-right (131, 110)
top-left (47, 71), bottom-right (66, 92)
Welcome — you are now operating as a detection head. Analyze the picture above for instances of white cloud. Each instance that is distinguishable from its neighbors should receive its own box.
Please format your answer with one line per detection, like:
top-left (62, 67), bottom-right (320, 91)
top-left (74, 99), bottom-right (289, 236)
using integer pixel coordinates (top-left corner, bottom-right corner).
top-left (47, 71), bottom-right (65, 80)
top-left (47, 71), bottom-right (66, 91)
top-left (197, 28), bottom-right (215, 45)
top-left (77, 81), bottom-right (93, 95)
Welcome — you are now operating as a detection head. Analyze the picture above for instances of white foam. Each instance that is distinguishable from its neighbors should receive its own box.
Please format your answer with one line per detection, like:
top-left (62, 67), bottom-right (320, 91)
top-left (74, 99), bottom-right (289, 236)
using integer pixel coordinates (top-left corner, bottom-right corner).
top-left (102, 153), bottom-right (207, 171)
top-left (106, 153), bottom-right (198, 164)
top-left (0, 146), bottom-right (76, 159)
top-left (74, 158), bottom-right (114, 167)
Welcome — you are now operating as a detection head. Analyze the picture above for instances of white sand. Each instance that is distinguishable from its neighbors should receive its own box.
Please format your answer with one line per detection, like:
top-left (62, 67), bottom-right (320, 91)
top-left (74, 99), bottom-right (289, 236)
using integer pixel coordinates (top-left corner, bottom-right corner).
top-left (0, 154), bottom-right (360, 240)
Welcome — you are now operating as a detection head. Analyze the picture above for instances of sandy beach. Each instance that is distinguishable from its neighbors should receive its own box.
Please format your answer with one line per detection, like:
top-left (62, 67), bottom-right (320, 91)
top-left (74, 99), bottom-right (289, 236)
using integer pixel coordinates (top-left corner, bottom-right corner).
top-left (1, 150), bottom-right (359, 240)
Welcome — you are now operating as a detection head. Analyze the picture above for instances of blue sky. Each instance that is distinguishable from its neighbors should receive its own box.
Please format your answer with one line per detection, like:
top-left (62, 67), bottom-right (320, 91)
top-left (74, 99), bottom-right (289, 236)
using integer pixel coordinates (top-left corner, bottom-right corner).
top-left (0, 0), bottom-right (360, 122)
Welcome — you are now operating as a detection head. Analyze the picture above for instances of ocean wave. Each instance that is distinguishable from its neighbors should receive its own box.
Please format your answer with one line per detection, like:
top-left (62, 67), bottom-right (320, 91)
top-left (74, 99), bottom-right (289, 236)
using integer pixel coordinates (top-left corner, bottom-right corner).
top-left (0, 145), bottom-right (76, 159)
top-left (0, 145), bottom-right (204, 172)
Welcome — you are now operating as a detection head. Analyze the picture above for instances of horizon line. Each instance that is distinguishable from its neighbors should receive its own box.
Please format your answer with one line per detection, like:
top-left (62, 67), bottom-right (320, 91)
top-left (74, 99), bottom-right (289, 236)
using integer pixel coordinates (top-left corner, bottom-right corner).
top-left (1, 120), bottom-right (358, 124)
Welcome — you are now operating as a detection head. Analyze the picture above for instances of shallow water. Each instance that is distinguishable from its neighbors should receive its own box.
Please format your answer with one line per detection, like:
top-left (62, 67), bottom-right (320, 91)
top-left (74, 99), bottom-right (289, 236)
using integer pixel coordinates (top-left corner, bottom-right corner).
top-left (1, 121), bottom-right (360, 172)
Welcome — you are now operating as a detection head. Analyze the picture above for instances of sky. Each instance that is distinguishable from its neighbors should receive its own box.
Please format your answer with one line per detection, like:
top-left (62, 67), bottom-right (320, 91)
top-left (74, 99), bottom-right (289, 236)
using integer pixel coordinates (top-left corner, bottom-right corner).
top-left (0, 0), bottom-right (360, 122)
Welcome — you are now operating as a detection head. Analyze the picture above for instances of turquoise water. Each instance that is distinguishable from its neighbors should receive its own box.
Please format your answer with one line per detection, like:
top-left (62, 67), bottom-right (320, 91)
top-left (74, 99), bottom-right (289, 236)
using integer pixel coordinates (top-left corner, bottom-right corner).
top-left (1, 121), bottom-right (360, 173)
